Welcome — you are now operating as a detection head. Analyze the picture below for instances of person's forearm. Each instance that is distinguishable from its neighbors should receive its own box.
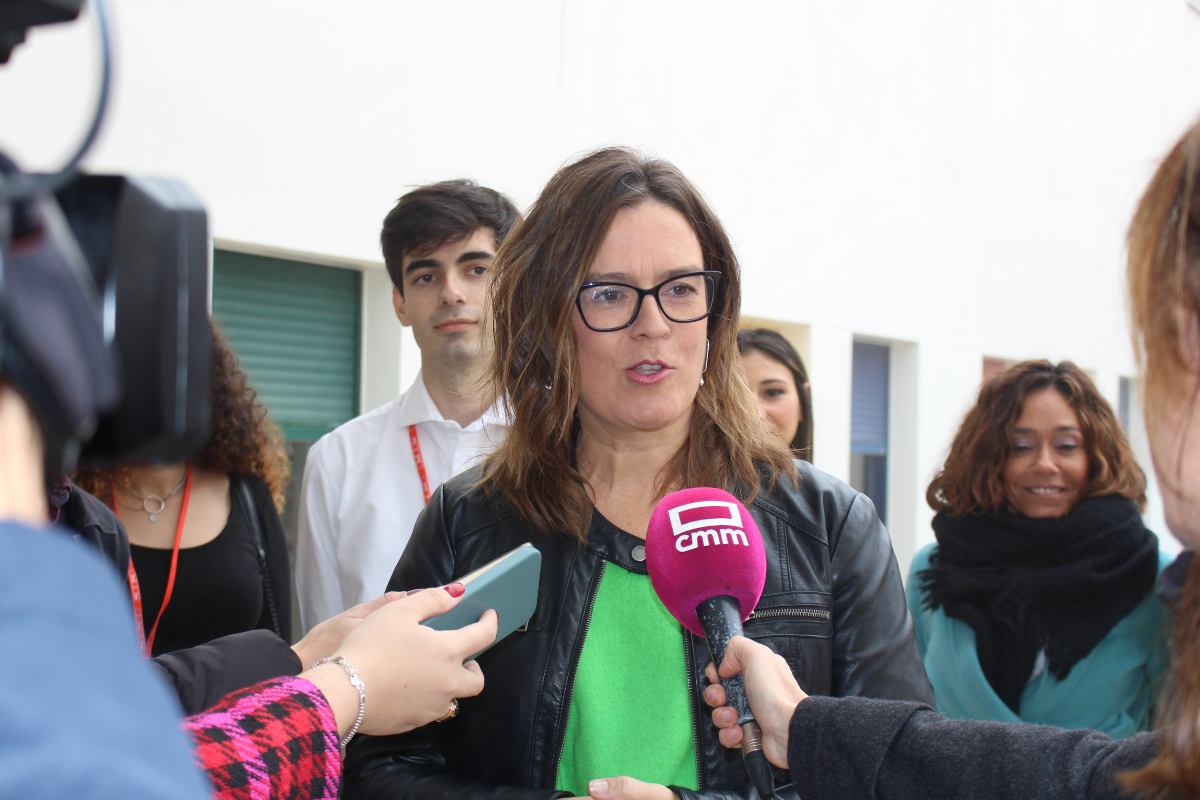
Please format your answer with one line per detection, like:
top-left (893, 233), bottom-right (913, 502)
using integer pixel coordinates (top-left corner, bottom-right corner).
top-left (301, 663), bottom-right (361, 739)
top-left (153, 629), bottom-right (302, 714)
top-left (786, 696), bottom-right (924, 798)
top-left (786, 696), bottom-right (1154, 800)
top-left (186, 676), bottom-right (340, 800)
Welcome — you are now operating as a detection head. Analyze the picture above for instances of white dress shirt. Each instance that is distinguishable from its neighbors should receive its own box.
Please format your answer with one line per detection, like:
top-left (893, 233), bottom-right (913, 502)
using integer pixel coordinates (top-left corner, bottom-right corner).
top-left (295, 373), bottom-right (507, 632)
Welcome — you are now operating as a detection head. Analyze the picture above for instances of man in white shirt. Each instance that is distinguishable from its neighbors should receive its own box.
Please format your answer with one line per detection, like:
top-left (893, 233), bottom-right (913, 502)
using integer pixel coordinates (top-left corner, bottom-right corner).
top-left (296, 180), bottom-right (520, 631)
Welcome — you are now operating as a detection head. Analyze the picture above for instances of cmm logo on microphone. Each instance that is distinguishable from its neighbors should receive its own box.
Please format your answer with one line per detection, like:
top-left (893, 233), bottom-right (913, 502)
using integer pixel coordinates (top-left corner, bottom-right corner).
top-left (668, 500), bottom-right (750, 553)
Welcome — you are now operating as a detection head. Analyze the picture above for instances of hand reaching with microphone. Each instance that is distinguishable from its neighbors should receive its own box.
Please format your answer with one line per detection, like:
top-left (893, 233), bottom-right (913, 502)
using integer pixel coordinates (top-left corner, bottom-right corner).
top-left (703, 635), bottom-right (808, 769)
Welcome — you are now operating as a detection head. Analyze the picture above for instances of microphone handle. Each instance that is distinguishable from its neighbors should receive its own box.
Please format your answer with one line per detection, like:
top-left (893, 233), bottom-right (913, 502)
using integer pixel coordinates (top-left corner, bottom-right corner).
top-left (697, 595), bottom-right (776, 799)
top-left (696, 595), bottom-right (754, 725)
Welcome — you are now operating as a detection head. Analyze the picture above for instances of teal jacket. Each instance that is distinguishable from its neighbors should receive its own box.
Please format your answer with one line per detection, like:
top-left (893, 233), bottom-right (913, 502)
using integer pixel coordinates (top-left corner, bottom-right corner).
top-left (905, 543), bottom-right (1172, 739)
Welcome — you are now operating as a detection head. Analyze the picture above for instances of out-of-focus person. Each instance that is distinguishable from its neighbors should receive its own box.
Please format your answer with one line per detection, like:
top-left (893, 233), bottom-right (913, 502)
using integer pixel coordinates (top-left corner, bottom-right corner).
top-left (75, 323), bottom-right (292, 656)
top-left (703, 117), bottom-right (1200, 800)
top-left (0, 378), bottom-right (212, 799)
top-left (344, 147), bottom-right (930, 800)
top-left (736, 327), bottom-right (813, 461)
top-left (908, 360), bottom-right (1169, 737)
top-left (1, 373), bottom-right (499, 800)
top-left (296, 180), bottom-right (519, 632)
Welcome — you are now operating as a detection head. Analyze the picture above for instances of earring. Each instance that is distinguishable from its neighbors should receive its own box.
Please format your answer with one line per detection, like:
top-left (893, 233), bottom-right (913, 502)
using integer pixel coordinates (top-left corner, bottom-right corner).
top-left (699, 339), bottom-right (710, 387)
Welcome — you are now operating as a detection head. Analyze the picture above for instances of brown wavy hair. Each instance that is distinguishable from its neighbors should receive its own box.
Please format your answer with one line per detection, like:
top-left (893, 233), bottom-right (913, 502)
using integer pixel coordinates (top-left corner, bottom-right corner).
top-left (75, 321), bottom-right (290, 513)
top-left (483, 147), bottom-right (796, 539)
top-left (926, 360), bottom-right (1146, 516)
top-left (1121, 118), bottom-right (1200, 799)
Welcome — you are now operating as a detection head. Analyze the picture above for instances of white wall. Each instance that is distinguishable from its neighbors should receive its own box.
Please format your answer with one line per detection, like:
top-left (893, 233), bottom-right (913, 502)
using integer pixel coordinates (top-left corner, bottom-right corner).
top-left (4, 0), bottom-right (1198, 555)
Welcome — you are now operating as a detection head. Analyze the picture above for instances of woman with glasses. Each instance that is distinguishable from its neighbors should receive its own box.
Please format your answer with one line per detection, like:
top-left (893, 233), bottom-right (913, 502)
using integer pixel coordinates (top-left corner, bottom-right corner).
top-left (343, 148), bottom-right (931, 800)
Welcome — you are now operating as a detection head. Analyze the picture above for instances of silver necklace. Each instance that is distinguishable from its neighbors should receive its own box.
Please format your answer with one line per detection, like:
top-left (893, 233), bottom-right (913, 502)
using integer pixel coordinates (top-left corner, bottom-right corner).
top-left (117, 470), bottom-right (187, 523)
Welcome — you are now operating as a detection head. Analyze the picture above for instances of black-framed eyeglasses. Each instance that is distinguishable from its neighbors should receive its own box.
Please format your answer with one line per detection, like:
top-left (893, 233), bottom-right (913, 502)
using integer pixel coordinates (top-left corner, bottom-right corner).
top-left (574, 270), bottom-right (721, 332)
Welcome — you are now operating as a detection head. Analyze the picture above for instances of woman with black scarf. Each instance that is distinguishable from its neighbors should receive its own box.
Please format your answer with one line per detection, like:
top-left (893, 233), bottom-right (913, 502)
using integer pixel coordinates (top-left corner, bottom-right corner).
top-left (704, 116), bottom-right (1200, 800)
top-left (905, 360), bottom-right (1169, 738)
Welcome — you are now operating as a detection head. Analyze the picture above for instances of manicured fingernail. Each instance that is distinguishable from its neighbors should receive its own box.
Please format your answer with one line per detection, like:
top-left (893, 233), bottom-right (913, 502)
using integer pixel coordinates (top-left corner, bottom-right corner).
top-left (445, 582), bottom-right (466, 598)
top-left (589, 779), bottom-right (609, 793)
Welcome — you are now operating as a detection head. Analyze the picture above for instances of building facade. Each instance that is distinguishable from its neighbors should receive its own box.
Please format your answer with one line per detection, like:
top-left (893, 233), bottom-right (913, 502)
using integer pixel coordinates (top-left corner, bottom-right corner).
top-left (6, 0), bottom-right (1198, 574)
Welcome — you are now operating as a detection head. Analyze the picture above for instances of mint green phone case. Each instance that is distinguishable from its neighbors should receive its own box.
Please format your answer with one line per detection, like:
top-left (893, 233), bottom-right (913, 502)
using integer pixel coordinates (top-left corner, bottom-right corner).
top-left (420, 542), bottom-right (541, 657)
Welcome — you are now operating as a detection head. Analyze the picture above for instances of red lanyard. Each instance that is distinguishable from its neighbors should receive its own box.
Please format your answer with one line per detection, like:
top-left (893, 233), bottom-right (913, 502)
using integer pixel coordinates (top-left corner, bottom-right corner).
top-left (112, 465), bottom-right (193, 656)
top-left (408, 424), bottom-right (432, 505)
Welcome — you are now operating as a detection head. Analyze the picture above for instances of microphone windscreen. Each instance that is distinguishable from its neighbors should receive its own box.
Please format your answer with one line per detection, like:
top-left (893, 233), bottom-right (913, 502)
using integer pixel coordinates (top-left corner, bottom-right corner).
top-left (645, 487), bottom-right (766, 636)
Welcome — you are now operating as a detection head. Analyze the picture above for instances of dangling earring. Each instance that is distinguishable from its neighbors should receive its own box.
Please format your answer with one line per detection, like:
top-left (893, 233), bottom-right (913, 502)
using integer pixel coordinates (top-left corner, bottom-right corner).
top-left (700, 339), bottom-right (710, 387)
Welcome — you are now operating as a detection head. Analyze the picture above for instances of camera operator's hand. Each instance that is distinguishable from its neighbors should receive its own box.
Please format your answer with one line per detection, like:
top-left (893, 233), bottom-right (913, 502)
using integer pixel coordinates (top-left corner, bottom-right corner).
top-left (302, 584), bottom-right (497, 737)
top-left (703, 636), bottom-right (807, 769)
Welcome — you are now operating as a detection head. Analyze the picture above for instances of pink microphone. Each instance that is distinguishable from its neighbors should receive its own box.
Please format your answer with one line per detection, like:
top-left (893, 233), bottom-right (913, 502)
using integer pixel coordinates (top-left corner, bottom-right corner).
top-left (646, 488), bottom-right (775, 798)
top-left (645, 487), bottom-right (766, 636)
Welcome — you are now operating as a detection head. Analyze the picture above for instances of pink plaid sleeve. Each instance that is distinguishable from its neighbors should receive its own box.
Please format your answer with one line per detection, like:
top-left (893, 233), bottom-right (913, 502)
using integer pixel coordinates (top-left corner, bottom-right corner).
top-left (185, 675), bottom-right (341, 799)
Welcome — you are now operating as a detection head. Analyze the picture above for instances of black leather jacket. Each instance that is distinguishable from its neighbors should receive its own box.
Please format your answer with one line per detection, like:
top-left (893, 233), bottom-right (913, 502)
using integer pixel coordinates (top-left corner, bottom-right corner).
top-left (344, 461), bottom-right (932, 799)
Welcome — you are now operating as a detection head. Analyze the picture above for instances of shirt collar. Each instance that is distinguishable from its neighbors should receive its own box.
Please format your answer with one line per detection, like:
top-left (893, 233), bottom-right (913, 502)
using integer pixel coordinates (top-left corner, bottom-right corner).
top-left (394, 372), bottom-right (509, 430)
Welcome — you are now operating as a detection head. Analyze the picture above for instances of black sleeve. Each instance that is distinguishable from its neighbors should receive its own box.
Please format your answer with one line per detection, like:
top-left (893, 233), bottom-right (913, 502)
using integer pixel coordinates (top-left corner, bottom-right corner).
top-left (344, 484), bottom-right (569, 800)
top-left (829, 493), bottom-right (934, 703)
top-left (673, 784), bottom-right (802, 799)
top-left (787, 696), bottom-right (1153, 800)
top-left (60, 479), bottom-right (133, 596)
top-left (151, 629), bottom-right (302, 715)
top-left (243, 474), bottom-right (293, 640)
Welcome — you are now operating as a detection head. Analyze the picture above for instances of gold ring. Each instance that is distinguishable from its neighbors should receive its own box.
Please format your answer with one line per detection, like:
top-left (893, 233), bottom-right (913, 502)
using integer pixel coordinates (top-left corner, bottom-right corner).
top-left (436, 699), bottom-right (459, 723)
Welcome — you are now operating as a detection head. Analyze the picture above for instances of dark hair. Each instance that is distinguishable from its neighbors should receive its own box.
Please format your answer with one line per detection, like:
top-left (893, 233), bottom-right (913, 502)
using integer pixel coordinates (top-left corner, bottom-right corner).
top-left (484, 147), bottom-right (796, 539)
top-left (75, 321), bottom-right (291, 512)
top-left (737, 327), bottom-right (814, 461)
top-left (381, 179), bottom-right (520, 295)
top-left (926, 359), bottom-right (1146, 516)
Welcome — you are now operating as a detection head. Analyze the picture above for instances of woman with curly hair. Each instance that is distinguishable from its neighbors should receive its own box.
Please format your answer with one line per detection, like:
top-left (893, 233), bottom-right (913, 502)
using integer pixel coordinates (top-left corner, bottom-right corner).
top-left (905, 360), bottom-right (1169, 737)
top-left (76, 321), bottom-right (292, 656)
top-left (704, 120), bottom-right (1200, 800)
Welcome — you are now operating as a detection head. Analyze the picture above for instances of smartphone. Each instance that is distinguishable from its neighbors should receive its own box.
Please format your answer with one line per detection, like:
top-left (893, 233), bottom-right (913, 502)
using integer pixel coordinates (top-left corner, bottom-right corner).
top-left (421, 542), bottom-right (541, 658)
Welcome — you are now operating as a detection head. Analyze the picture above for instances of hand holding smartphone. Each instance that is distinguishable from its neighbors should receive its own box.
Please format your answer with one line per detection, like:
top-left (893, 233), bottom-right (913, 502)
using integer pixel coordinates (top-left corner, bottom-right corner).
top-left (421, 542), bottom-right (541, 659)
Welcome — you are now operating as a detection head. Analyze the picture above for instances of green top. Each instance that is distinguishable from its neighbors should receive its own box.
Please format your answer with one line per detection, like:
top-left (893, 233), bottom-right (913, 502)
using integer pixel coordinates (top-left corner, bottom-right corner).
top-left (555, 561), bottom-right (698, 795)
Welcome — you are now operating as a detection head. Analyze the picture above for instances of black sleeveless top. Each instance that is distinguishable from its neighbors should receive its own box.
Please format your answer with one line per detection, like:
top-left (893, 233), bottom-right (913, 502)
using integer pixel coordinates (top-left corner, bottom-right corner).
top-left (130, 474), bottom-right (291, 657)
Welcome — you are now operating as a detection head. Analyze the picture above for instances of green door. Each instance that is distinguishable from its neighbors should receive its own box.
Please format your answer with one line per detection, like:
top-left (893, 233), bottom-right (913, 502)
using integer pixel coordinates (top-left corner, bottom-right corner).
top-left (212, 250), bottom-right (361, 442)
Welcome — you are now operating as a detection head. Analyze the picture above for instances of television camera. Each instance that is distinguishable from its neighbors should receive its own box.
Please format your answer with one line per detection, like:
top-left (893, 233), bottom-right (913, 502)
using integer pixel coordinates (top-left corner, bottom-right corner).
top-left (1, 0), bottom-right (211, 477)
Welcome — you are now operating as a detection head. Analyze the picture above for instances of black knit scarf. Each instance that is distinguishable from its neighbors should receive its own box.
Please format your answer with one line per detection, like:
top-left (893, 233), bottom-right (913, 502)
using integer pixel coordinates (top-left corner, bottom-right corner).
top-left (919, 495), bottom-right (1158, 713)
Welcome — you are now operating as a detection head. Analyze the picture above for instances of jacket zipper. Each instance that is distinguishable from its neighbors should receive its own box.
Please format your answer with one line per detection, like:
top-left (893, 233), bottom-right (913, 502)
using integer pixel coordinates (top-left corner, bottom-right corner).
top-left (551, 559), bottom-right (605, 783)
top-left (683, 630), bottom-right (704, 790)
top-left (746, 605), bottom-right (831, 623)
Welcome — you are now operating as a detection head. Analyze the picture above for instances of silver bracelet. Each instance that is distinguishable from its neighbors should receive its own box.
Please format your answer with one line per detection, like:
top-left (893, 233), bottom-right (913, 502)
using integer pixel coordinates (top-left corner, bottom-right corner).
top-left (311, 655), bottom-right (366, 749)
